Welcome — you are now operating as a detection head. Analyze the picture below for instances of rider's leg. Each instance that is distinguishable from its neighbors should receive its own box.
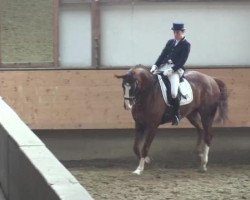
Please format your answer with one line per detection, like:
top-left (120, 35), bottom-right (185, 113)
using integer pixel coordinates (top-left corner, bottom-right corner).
top-left (168, 72), bottom-right (181, 125)
top-left (172, 96), bottom-right (180, 125)
top-left (169, 73), bottom-right (179, 98)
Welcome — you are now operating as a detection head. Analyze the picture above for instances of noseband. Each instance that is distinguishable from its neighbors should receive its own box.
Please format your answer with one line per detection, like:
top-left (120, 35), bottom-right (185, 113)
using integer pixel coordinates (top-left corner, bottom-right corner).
top-left (124, 96), bottom-right (135, 100)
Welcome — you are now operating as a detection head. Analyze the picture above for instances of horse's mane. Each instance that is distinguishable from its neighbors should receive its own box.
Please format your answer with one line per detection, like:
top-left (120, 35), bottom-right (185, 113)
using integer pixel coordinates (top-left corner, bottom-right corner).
top-left (129, 65), bottom-right (152, 77)
top-left (129, 65), bottom-right (156, 92)
top-left (130, 64), bottom-right (156, 81)
top-left (131, 65), bottom-right (149, 72)
top-left (133, 64), bottom-right (150, 71)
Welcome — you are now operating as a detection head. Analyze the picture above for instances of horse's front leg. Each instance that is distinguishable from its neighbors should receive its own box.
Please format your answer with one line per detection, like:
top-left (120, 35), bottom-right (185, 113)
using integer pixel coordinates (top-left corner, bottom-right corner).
top-left (132, 123), bottom-right (145, 175)
top-left (133, 126), bottom-right (156, 175)
top-left (133, 123), bottom-right (144, 159)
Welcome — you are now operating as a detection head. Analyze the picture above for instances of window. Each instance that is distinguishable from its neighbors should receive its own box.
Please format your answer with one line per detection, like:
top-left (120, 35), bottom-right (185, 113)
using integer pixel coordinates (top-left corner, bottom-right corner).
top-left (0, 0), bottom-right (249, 68)
top-left (59, 1), bottom-right (91, 67)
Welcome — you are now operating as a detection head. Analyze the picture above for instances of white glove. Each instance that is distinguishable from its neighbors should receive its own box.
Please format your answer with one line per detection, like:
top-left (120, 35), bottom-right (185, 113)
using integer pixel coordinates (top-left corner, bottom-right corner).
top-left (163, 68), bottom-right (174, 76)
top-left (167, 59), bottom-right (173, 64)
top-left (150, 65), bottom-right (157, 73)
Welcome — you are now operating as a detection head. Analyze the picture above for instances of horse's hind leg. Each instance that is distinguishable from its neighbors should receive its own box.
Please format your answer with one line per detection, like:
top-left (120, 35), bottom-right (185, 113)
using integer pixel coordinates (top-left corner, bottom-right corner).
top-left (199, 106), bottom-right (217, 172)
top-left (187, 111), bottom-right (203, 154)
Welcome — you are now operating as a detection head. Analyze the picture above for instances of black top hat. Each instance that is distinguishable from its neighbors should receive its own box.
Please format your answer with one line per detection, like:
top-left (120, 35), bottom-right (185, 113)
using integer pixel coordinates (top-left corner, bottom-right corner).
top-left (171, 23), bottom-right (186, 31)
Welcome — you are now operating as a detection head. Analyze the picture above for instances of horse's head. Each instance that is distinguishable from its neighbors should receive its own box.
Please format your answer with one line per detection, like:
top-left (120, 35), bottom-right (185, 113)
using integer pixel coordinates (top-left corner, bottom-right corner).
top-left (115, 66), bottom-right (154, 110)
top-left (115, 69), bottom-right (139, 110)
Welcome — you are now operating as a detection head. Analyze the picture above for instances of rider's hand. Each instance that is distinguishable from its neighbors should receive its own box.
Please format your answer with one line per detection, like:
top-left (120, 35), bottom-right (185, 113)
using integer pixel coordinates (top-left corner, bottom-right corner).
top-left (163, 69), bottom-right (174, 76)
top-left (150, 65), bottom-right (157, 73)
top-left (167, 59), bottom-right (173, 64)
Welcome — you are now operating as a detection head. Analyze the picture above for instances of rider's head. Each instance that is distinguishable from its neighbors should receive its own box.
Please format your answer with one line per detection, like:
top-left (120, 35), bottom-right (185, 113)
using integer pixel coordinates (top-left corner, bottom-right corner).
top-left (171, 23), bottom-right (185, 41)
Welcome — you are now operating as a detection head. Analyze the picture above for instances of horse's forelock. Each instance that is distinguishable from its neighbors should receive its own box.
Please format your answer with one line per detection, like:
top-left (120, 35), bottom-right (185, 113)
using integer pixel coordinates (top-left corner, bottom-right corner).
top-left (115, 70), bottom-right (135, 80)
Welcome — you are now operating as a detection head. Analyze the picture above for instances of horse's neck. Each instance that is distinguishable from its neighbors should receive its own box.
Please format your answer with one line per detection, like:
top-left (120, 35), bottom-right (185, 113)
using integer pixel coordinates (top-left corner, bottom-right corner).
top-left (135, 75), bottom-right (158, 104)
top-left (145, 76), bottom-right (162, 104)
top-left (152, 78), bottom-right (162, 101)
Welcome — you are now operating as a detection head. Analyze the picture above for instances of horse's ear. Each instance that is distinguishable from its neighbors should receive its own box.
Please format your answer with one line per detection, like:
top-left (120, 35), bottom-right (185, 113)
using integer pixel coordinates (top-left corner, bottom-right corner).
top-left (114, 74), bottom-right (126, 79)
top-left (114, 74), bottom-right (125, 79)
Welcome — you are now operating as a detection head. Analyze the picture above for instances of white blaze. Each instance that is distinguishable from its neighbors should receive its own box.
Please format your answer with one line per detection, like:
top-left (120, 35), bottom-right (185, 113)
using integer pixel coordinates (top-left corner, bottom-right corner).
top-left (124, 84), bottom-right (132, 110)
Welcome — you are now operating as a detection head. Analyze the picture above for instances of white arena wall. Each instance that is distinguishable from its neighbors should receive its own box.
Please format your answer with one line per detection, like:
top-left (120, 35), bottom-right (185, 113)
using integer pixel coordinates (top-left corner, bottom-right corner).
top-left (59, 1), bottom-right (250, 67)
top-left (0, 98), bottom-right (93, 200)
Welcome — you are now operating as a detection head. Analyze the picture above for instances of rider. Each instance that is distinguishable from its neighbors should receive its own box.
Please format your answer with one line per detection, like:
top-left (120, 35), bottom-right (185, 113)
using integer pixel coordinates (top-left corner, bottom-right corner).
top-left (150, 22), bottom-right (191, 125)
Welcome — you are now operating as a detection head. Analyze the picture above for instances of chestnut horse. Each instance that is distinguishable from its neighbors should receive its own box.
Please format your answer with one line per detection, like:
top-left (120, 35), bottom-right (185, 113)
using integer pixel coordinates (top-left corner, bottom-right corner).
top-left (116, 66), bottom-right (228, 175)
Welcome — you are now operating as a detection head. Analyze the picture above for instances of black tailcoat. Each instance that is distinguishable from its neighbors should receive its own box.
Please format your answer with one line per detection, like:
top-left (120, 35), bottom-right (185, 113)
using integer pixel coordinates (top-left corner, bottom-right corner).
top-left (155, 37), bottom-right (191, 71)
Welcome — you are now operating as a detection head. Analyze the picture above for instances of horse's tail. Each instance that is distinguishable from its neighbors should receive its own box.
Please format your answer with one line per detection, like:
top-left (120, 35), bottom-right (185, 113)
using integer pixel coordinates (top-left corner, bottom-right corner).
top-left (214, 78), bottom-right (229, 124)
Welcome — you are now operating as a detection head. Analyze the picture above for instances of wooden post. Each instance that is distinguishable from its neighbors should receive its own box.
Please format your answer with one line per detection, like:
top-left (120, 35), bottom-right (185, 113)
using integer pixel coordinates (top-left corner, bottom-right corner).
top-left (53, 0), bottom-right (60, 67)
top-left (0, 10), bottom-right (2, 66)
top-left (91, 0), bottom-right (101, 68)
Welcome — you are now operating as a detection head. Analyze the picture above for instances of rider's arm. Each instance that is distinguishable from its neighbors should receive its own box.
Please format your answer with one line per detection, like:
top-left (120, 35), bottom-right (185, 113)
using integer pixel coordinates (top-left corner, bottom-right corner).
top-left (172, 42), bottom-right (191, 72)
top-left (155, 40), bottom-right (172, 67)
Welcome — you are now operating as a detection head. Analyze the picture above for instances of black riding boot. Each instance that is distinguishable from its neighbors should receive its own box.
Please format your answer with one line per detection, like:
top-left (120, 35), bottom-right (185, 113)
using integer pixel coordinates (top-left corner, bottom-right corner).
top-left (172, 97), bottom-right (181, 126)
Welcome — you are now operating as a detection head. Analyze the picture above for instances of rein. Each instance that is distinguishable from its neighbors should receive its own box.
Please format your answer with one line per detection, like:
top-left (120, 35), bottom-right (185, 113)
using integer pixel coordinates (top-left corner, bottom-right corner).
top-left (124, 96), bottom-right (135, 100)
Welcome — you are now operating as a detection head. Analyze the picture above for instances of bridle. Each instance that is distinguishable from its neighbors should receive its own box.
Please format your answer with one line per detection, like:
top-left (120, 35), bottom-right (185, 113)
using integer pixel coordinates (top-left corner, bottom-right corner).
top-left (121, 69), bottom-right (157, 110)
top-left (123, 81), bottom-right (138, 102)
top-left (124, 96), bottom-right (135, 101)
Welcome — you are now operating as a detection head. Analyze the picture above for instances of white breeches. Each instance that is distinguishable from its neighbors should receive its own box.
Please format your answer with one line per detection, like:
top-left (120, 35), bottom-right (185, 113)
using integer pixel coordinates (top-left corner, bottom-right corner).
top-left (157, 64), bottom-right (185, 99)
top-left (164, 66), bottom-right (184, 98)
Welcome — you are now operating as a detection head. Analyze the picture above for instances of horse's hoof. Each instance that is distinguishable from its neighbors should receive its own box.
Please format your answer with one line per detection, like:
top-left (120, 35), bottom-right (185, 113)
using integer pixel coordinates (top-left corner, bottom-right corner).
top-left (199, 167), bottom-right (207, 173)
top-left (132, 169), bottom-right (142, 175)
top-left (145, 157), bottom-right (151, 164)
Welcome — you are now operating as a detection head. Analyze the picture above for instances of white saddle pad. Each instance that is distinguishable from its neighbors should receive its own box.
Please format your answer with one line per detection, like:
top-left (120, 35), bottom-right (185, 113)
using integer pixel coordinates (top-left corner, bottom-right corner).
top-left (157, 75), bottom-right (193, 106)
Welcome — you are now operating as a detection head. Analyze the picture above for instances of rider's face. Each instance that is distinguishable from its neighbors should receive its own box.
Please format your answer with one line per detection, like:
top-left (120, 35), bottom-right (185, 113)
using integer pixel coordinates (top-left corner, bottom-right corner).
top-left (173, 30), bottom-right (185, 40)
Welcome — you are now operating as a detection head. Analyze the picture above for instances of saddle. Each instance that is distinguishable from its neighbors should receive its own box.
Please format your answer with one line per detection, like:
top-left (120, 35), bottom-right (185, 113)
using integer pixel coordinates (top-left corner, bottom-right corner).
top-left (157, 73), bottom-right (193, 105)
top-left (157, 73), bottom-right (193, 124)
top-left (160, 74), bottom-right (185, 105)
